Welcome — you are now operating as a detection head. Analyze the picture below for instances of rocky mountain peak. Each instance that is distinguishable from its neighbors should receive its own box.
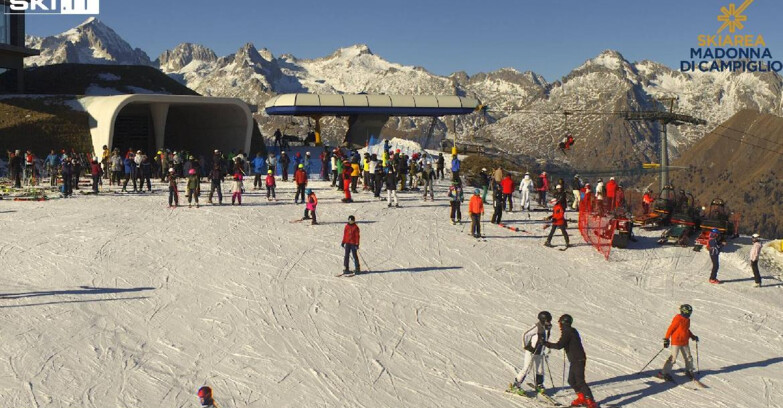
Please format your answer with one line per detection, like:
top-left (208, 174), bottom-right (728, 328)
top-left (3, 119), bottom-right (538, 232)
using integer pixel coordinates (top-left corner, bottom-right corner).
top-left (158, 43), bottom-right (217, 71)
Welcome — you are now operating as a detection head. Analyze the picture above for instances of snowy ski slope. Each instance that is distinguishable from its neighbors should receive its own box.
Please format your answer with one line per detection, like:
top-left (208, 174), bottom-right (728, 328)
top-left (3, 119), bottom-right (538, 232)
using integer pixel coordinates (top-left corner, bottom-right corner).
top-left (0, 178), bottom-right (781, 408)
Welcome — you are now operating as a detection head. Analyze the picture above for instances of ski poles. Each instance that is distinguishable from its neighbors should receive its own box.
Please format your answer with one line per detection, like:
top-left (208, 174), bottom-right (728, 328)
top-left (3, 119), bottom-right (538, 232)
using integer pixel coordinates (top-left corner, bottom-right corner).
top-left (358, 250), bottom-right (371, 273)
top-left (638, 347), bottom-right (666, 374)
top-left (695, 341), bottom-right (700, 375)
top-left (562, 350), bottom-right (566, 388)
top-left (545, 354), bottom-right (556, 390)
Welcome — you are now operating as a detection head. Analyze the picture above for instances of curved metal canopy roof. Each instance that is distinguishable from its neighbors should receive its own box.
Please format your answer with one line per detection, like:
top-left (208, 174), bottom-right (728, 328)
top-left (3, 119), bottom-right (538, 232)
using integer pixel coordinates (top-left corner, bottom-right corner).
top-left (265, 93), bottom-right (480, 116)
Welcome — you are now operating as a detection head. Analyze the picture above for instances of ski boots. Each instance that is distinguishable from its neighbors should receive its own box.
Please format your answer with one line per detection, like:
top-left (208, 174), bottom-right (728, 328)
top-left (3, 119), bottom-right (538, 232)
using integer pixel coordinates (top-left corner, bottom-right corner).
top-left (543, 241), bottom-right (554, 247)
top-left (585, 398), bottom-right (599, 408)
top-left (570, 392), bottom-right (586, 406)
top-left (709, 279), bottom-right (722, 284)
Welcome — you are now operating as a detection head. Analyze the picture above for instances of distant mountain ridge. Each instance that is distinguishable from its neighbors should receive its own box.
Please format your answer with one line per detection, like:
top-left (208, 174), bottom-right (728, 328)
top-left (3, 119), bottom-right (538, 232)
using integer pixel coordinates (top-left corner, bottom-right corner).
top-left (25, 19), bottom-right (783, 175)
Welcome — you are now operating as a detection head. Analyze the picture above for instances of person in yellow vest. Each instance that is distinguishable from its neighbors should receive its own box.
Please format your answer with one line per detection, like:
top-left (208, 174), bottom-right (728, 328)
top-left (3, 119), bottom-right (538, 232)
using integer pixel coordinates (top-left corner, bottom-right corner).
top-left (362, 153), bottom-right (371, 191)
top-left (350, 161), bottom-right (360, 193)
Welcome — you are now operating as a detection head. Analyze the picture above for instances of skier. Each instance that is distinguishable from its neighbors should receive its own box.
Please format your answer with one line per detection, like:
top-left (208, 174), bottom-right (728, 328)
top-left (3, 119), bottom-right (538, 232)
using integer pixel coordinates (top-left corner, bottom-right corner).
top-left (167, 168), bottom-right (178, 207)
top-left (537, 171), bottom-right (549, 207)
top-left (342, 161), bottom-right (353, 203)
top-left (491, 188), bottom-right (504, 224)
top-left (197, 386), bottom-right (217, 408)
top-left (510, 311), bottom-right (552, 393)
top-left (421, 156), bottom-right (435, 201)
top-left (468, 189), bottom-right (485, 238)
top-left (436, 152), bottom-right (445, 180)
top-left (501, 173), bottom-right (514, 212)
top-left (518, 172), bottom-right (533, 211)
top-left (302, 189), bottom-right (318, 225)
top-left (265, 169), bottom-right (276, 201)
top-left (110, 150), bottom-right (122, 186)
top-left (186, 168), bottom-right (200, 208)
top-left (140, 154), bottom-right (152, 192)
top-left (558, 133), bottom-right (575, 154)
top-left (266, 152), bottom-right (278, 177)
top-left (44, 149), bottom-right (61, 187)
top-left (251, 152), bottom-right (265, 189)
top-left (90, 159), bottom-right (102, 193)
top-left (605, 177), bottom-right (617, 211)
top-left (750, 233), bottom-right (762, 287)
top-left (642, 189), bottom-right (654, 214)
top-left (594, 178), bottom-right (604, 215)
top-left (657, 304), bottom-right (699, 382)
top-left (544, 198), bottom-right (569, 248)
top-left (451, 155), bottom-right (461, 183)
top-left (554, 184), bottom-right (568, 208)
top-left (386, 166), bottom-right (399, 207)
top-left (479, 168), bottom-right (491, 203)
top-left (60, 157), bottom-right (73, 197)
top-left (294, 163), bottom-right (308, 204)
top-left (230, 172), bottom-right (243, 205)
top-left (350, 159), bottom-right (360, 193)
top-left (330, 151), bottom-right (339, 187)
top-left (304, 151), bottom-right (312, 174)
top-left (207, 163), bottom-right (224, 205)
top-left (447, 179), bottom-right (463, 224)
top-left (571, 175), bottom-right (582, 211)
top-left (341, 215), bottom-right (361, 274)
top-left (320, 149), bottom-right (330, 181)
top-left (279, 151), bottom-right (290, 181)
top-left (122, 152), bottom-right (136, 192)
top-left (708, 228), bottom-right (722, 284)
top-left (545, 314), bottom-right (598, 408)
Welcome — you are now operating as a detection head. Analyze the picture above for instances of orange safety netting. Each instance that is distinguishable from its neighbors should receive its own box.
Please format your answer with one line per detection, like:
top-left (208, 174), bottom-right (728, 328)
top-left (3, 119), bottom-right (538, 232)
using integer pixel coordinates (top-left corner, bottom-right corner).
top-left (578, 199), bottom-right (617, 260)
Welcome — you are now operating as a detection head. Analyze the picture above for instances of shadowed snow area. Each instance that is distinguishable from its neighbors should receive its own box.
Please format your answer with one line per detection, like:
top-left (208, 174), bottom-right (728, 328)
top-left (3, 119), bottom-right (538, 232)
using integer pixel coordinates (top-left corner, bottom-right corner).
top-left (0, 178), bottom-right (781, 407)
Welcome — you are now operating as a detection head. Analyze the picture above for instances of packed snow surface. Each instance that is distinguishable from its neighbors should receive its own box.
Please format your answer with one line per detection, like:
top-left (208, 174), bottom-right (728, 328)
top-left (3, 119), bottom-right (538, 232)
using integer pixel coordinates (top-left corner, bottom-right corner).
top-left (0, 178), bottom-right (781, 407)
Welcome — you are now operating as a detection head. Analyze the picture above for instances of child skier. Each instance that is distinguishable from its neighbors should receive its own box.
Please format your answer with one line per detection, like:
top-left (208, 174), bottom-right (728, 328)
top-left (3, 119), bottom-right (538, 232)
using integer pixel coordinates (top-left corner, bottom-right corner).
top-left (447, 179), bottom-right (463, 224)
top-left (186, 168), bottom-right (200, 208)
top-left (510, 311), bottom-right (552, 393)
top-left (386, 167), bottom-right (399, 207)
top-left (545, 314), bottom-right (598, 408)
top-left (231, 172), bottom-right (243, 205)
top-left (341, 215), bottom-right (361, 275)
top-left (197, 386), bottom-right (217, 408)
top-left (468, 189), bottom-right (484, 238)
top-left (167, 168), bottom-right (178, 207)
top-left (265, 169), bottom-right (276, 201)
top-left (303, 188), bottom-right (318, 225)
top-left (657, 304), bottom-right (699, 382)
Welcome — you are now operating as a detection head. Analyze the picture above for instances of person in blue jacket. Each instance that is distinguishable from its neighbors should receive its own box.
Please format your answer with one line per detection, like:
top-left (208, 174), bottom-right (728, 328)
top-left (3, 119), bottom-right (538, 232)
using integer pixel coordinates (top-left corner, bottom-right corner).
top-left (451, 155), bottom-right (461, 183)
top-left (122, 153), bottom-right (137, 192)
top-left (708, 229), bottom-right (722, 284)
top-left (251, 152), bottom-right (266, 189)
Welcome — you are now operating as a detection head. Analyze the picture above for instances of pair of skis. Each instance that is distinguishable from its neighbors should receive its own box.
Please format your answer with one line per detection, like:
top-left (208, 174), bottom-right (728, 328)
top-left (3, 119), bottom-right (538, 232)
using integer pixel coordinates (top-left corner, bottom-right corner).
top-left (505, 383), bottom-right (560, 406)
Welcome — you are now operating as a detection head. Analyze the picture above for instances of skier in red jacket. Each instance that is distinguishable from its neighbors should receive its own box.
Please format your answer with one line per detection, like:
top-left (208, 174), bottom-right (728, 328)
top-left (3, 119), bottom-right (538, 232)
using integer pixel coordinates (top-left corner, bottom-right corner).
top-left (501, 174), bottom-right (514, 212)
top-left (544, 199), bottom-right (570, 248)
top-left (341, 215), bottom-right (361, 274)
top-left (342, 162), bottom-right (353, 203)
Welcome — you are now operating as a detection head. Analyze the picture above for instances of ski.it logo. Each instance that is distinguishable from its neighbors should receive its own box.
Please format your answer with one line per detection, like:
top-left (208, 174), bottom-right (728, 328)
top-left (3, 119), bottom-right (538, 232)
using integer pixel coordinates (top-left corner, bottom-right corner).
top-left (7, 0), bottom-right (100, 15)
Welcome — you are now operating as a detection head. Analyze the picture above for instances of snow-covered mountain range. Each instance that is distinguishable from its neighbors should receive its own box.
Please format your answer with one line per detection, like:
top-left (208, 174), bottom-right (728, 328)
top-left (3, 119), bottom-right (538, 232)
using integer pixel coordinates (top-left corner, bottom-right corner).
top-left (25, 18), bottom-right (783, 172)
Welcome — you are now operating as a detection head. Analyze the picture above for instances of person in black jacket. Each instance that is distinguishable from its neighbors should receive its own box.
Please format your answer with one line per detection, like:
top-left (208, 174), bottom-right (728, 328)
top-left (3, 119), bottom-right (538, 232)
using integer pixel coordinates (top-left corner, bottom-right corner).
top-left (208, 163), bottom-right (224, 205)
top-left (385, 167), bottom-right (399, 207)
top-left (491, 188), bottom-right (504, 224)
top-left (545, 314), bottom-right (598, 408)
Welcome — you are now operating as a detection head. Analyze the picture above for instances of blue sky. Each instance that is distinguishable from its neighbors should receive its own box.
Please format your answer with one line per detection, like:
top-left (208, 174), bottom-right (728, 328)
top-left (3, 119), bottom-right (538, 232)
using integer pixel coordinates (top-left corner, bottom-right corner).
top-left (25, 0), bottom-right (783, 82)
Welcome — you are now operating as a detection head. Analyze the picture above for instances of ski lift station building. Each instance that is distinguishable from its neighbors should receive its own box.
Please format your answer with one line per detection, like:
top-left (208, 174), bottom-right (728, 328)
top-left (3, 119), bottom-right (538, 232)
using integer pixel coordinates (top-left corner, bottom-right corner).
top-left (264, 93), bottom-right (481, 146)
top-left (80, 94), bottom-right (253, 156)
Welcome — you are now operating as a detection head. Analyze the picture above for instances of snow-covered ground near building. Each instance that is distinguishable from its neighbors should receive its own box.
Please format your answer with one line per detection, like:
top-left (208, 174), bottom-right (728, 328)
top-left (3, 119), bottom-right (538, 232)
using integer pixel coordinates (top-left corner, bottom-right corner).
top-left (0, 177), bottom-right (781, 408)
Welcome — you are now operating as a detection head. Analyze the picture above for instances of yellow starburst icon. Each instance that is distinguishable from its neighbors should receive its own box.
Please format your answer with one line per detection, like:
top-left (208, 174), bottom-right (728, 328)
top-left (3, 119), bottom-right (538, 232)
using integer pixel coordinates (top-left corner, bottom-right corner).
top-left (717, 0), bottom-right (753, 33)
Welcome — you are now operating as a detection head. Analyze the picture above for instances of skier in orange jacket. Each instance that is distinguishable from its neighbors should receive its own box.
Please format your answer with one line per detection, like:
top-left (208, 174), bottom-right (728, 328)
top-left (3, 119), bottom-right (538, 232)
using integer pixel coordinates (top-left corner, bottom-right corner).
top-left (657, 304), bottom-right (699, 381)
top-left (468, 189), bottom-right (485, 238)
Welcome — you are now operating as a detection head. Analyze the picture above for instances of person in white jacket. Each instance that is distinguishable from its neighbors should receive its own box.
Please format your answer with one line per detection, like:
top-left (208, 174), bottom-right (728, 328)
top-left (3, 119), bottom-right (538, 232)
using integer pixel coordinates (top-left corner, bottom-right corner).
top-left (518, 172), bottom-right (534, 211)
top-left (510, 311), bottom-right (552, 392)
top-left (750, 233), bottom-right (763, 287)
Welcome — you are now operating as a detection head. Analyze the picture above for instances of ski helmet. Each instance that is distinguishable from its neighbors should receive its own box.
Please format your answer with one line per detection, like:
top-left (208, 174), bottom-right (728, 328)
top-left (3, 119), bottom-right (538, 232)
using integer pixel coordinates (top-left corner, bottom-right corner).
top-left (197, 386), bottom-right (212, 399)
top-left (267, 170), bottom-right (273, 174)
top-left (474, 188), bottom-right (481, 195)
top-left (306, 188), bottom-right (312, 195)
top-left (188, 169), bottom-right (196, 175)
top-left (680, 304), bottom-right (693, 316)
top-left (711, 228), bottom-right (719, 234)
top-left (559, 314), bottom-right (573, 326)
top-left (537, 311), bottom-right (552, 324)
top-left (348, 215), bottom-right (356, 222)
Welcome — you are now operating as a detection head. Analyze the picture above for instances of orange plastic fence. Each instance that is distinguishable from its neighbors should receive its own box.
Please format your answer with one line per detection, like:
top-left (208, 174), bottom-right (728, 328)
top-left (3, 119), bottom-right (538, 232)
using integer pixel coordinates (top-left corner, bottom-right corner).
top-left (578, 202), bottom-right (617, 260)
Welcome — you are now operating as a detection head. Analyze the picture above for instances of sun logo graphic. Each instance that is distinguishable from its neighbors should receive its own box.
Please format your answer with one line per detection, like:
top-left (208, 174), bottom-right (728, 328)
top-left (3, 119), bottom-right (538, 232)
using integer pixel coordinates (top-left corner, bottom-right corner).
top-left (717, 0), bottom-right (753, 33)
